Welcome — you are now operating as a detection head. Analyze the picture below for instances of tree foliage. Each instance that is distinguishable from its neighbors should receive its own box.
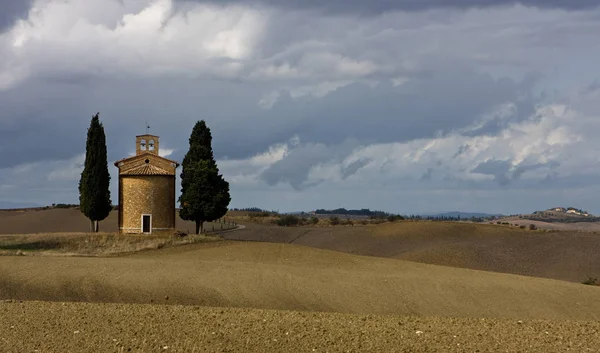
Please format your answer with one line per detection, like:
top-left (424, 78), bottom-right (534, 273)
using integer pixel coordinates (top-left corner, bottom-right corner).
top-left (79, 113), bottom-right (112, 232)
top-left (179, 120), bottom-right (231, 234)
top-left (315, 208), bottom-right (390, 218)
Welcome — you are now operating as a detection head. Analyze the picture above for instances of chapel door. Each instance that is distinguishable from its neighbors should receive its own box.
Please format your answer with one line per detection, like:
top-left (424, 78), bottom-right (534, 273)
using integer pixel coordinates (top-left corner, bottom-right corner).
top-left (142, 215), bottom-right (151, 234)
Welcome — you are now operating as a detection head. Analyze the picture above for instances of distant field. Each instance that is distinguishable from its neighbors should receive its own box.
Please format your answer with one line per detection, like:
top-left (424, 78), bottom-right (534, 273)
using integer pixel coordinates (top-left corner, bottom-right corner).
top-left (0, 208), bottom-right (235, 235)
top-left (2, 209), bottom-right (600, 283)
top-left (222, 221), bottom-right (600, 283)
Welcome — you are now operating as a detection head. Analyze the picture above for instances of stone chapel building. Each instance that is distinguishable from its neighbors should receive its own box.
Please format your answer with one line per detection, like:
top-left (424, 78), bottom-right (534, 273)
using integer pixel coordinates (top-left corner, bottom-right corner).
top-left (114, 134), bottom-right (179, 234)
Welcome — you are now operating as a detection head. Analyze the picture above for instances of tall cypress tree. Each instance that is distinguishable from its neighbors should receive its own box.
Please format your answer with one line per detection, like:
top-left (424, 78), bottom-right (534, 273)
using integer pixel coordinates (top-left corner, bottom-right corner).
top-left (179, 120), bottom-right (231, 234)
top-left (79, 113), bottom-right (112, 233)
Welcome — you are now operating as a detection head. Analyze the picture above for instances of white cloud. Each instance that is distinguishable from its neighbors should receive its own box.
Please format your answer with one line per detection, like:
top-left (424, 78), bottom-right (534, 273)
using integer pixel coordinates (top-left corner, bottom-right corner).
top-left (47, 154), bottom-right (85, 182)
top-left (220, 100), bottom-right (599, 192)
top-left (4, 153), bottom-right (86, 183)
top-left (218, 139), bottom-right (290, 185)
top-left (2, 1), bottom-right (600, 214)
top-left (1, 1), bottom-right (592, 93)
top-left (0, 0), bottom-right (268, 88)
top-left (159, 148), bottom-right (175, 158)
top-left (258, 90), bottom-right (280, 109)
top-left (288, 80), bottom-right (353, 99)
top-left (0, 153), bottom-right (90, 205)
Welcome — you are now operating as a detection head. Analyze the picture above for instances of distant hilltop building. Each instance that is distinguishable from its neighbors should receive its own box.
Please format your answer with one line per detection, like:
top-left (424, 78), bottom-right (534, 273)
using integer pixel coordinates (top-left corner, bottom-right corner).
top-left (546, 206), bottom-right (590, 217)
top-left (114, 134), bottom-right (179, 234)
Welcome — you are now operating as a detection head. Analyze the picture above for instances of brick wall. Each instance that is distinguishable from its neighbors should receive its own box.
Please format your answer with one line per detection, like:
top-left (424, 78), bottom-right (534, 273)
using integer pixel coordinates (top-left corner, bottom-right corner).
top-left (119, 175), bottom-right (175, 234)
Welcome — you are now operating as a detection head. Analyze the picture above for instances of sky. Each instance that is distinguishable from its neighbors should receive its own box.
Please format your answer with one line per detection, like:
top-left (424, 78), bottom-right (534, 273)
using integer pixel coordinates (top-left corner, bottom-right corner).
top-left (1, 0), bottom-right (600, 215)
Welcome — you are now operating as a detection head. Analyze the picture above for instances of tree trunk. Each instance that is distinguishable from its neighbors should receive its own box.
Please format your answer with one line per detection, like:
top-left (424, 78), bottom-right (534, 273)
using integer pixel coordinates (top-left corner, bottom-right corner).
top-left (90, 219), bottom-right (94, 233)
top-left (95, 221), bottom-right (99, 233)
top-left (195, 221), bottom-right (200, 235)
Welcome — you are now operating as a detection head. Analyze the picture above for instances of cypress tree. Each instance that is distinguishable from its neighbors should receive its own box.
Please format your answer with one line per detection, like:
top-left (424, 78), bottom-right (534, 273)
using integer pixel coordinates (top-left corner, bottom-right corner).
top-left (179, 120), bottom-right (231, 234)
top-left (79, 113), bottom-right (112, 232)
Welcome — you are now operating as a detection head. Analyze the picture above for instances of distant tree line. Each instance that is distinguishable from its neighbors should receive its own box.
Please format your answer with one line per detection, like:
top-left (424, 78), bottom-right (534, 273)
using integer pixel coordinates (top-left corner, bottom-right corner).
top-left (230, 207), bottom-right (278, 213)
top-left (51, 203), bottom-right (79, 209)
top-left (404, 215), bottom-right (490, 223)
top-left (314, 208), bottom-right (391, 218)
top-left (237, 207), bottom-right (497, 224)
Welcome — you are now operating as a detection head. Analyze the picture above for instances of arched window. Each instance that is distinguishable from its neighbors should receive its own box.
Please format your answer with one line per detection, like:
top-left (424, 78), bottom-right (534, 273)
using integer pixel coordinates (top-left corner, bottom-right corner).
top-left (149, 139), bottom-right (155, 151)
top-left (140, 139), bottom-right (147, 151)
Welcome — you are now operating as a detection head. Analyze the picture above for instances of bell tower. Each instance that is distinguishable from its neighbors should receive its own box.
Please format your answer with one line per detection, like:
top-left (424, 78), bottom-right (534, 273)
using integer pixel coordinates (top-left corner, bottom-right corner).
top-left (136, 134), bottom-right (159, 155)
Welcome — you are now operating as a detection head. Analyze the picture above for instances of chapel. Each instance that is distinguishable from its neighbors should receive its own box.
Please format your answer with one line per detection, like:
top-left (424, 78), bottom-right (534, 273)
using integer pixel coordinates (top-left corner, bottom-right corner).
top-left (114, 134), bottom-right (179, 234)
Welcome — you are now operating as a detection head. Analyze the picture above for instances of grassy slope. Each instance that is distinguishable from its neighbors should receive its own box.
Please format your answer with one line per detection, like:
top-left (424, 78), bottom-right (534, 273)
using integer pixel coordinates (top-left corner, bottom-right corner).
top-left (223, 222), bottom-right (600, 283)
top-left (0, 232), bottom-right (220, 256)
top-left (1, 241), bottom-right (600, 320)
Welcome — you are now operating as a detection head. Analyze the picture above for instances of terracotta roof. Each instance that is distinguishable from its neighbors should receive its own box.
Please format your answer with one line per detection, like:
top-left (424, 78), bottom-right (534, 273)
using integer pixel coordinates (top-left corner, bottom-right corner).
top-left (114, 152), bottom-right (179, 167)
top-left (135, 134), bottom-right (159, 138)
top-left (120, 164), bottom-right (174, 176)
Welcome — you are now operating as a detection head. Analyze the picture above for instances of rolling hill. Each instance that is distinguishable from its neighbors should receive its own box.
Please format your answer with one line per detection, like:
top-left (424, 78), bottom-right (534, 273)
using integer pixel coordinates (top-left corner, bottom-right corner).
top-left (2, 208), bottom-right (600, 283)
top-left (2, 208), bottom-right (600, 352)
top-left (223, 221), bottom-right (600, 283)
top-left (2, 240), bottom-right (600, 320)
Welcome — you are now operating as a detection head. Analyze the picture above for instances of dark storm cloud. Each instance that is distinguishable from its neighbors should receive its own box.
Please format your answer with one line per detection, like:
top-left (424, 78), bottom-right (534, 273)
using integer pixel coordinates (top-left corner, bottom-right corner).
top-left (177, 0), bottom-right (600, 14)
top-left (341, 158), bottom-right (371, 180)
top-left (0, 66), bottom-right (537, 191)
top-left (0, 81), bottom-right (92, 168)
top-left (264, 67), bottom-right (537, 150)
top-left (420, 168), bottom-right (434, 181)
top-left (0, 0), bottom-right (33, 32)
top-left (512, 161), bottom-right (560, 180)
top-left (0, 73), bottom-right (306, 173)
top-left (472, 159), bottom-right (514, 185)
top-left (471, 159), bottom-right (560, 185)
top-left (587, 80), bottom-right (600, 92)
top-left (260, 141), bottom-right (359, 190)
top-left (453, 144), bottom-right (471, 158)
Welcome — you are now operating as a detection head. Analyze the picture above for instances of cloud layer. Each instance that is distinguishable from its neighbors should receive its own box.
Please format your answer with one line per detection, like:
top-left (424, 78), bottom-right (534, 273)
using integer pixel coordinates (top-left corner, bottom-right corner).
top-left (1, 0), bottom-right (600, 214)
top-left (181, 0), bottom-right (600, 14)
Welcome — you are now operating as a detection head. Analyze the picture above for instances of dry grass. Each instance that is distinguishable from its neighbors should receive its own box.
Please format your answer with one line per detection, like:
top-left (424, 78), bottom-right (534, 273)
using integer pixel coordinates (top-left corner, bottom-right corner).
top-left (0, 232), bottom-right (221, 257)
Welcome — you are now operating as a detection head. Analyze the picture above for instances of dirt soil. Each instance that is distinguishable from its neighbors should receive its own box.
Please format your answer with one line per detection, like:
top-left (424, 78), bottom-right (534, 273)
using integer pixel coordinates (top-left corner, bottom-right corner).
top-left (2, 241), bottom-right (600, 320)
top-left (222, 221), bottom-right (600, 283)
top-left (2, 211), bottom-right (600, 352)
top-left (2, 300), bottom-right (600, 353)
